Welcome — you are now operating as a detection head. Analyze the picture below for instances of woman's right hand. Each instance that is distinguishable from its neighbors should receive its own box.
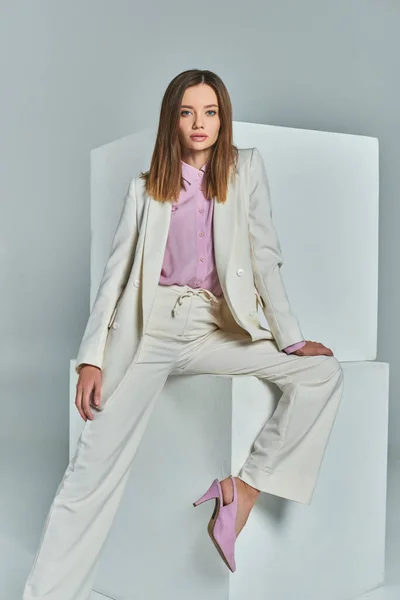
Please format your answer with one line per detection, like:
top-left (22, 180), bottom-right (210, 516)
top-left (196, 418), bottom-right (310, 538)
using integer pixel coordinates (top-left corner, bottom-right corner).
top-left (75, 364), bottom-right (102, 421)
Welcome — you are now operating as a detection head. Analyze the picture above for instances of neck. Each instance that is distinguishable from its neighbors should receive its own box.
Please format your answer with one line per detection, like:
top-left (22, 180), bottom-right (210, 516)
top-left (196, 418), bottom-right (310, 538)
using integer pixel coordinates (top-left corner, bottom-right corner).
top-left (181, 148), bottom-right (210, 170)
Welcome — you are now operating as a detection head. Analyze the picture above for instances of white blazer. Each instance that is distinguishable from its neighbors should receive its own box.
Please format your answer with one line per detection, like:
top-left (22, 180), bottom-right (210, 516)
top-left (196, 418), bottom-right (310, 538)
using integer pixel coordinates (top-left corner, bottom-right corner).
top-left (75, 147), bottom-right (304, 410)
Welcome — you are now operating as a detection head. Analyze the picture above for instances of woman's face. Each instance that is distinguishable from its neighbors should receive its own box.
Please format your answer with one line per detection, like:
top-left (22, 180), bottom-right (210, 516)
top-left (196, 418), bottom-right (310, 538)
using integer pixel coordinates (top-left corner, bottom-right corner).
top-left (178, 83), bottom-right (221, 155)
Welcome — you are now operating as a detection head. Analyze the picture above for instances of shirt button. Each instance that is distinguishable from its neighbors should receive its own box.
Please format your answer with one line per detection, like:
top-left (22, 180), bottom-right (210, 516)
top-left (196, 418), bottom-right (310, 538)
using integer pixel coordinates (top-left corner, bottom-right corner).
top-left (236, 268), bottom-right (244, 276)
top-left (195, 280), bottom-right (201, 285)
top-left (199, 232), bottom-right (204, 237)
top-left (199, 257), bottom-right (204, 262)
top-left (198, 208), bottom-right (204, 214)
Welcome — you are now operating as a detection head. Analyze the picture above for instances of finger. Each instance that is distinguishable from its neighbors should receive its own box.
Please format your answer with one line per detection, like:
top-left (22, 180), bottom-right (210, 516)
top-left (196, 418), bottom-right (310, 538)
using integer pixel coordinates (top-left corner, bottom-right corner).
top-left (315, 342), bottom-right (333, 356)
top-left (318, 343), bottom-right (331, 354)
top-left (319, 344), bottom-right (332, 354)
top-left (321, 345), bottom-right (333, 355)
top-left (93, 381), bottom-right (101, 407)
top-left (75, 384), bottom-right (86, 422)
top-left (82, 385), bottom-right (94, 420)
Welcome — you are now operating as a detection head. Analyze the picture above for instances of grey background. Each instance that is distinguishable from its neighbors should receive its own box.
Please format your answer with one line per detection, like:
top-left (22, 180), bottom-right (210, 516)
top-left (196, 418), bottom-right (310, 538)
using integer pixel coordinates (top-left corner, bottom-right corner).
top-left (0, 1), bottom-right (398, 597)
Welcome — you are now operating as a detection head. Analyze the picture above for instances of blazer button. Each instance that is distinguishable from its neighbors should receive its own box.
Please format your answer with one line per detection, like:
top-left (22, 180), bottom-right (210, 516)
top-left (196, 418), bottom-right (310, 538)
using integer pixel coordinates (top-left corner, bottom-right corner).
top-left (249, 309), bottom-right (256, 316)
top-left (112, 322), bottom-right (120, 329)
top-left (236, 268), bottom-right (244, 276)
top-left (133, 279), bottom-right (140, 287)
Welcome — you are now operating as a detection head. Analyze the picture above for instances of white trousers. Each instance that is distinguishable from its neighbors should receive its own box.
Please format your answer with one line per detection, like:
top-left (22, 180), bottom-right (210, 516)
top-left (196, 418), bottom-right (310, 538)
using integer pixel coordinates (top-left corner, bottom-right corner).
top-left (23, 283), bottom-right (344, 600)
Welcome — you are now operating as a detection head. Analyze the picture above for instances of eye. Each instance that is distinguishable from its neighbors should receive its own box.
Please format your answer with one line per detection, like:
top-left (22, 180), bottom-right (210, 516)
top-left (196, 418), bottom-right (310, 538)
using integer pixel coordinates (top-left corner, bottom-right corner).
top-left (180, 110), bottom-right (218, 117)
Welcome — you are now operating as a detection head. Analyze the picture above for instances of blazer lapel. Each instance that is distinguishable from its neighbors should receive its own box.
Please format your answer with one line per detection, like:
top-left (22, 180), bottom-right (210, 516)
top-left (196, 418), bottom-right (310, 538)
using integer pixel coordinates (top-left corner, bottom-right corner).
top-left (141, 194), bottom-right (172, 329)
top-left (213, 171), bottom-right (241, 286)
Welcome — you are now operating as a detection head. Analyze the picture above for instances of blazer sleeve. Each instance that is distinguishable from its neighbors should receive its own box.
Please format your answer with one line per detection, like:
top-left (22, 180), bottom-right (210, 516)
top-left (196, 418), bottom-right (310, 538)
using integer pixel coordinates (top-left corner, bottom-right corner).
top-left (248, 147), bottom-right (305, 350)
top-left (75, 178), bottom-right (138, 373)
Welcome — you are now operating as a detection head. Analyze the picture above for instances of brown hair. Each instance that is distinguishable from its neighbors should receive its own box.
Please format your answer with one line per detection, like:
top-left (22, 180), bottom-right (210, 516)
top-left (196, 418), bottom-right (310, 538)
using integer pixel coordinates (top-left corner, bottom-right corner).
top-left (139, 69), bottom-right (239, 204)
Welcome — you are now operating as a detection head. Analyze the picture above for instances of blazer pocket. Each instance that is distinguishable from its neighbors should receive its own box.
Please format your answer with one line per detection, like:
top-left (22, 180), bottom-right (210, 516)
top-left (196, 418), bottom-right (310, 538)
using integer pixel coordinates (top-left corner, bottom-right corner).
top-left (107, 305), bottom-right (118, 329)
top-left (107, 288), bottom-right (125, 329)
top-left (254, 287), bottom-right (265, 308)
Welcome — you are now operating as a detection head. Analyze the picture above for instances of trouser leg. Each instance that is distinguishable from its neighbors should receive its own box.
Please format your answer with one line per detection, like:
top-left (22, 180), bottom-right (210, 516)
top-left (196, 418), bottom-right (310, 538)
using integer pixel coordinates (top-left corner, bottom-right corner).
top-left (23, 349), bottom-right (172, 600)
top-left (173, 328), bottom-right (344, 505)
top-left (23, 283), bottom-right (223, 600)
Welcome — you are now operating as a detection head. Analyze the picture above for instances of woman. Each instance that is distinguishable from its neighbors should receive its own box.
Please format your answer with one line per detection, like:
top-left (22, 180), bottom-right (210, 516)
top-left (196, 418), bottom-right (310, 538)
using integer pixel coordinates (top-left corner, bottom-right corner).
top-left (23, 69), bottom-right (343, 597)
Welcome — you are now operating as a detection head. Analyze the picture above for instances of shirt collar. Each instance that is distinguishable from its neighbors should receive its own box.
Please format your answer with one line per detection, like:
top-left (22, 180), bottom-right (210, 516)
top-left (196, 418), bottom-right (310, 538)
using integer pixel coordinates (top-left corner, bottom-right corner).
top-left (181, 159), bottom-right (207, 185)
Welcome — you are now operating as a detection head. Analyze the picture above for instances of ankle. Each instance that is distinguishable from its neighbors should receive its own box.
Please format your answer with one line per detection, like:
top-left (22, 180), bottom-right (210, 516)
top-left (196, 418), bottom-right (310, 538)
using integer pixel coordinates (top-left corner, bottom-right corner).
top-left (241, 479), bottom-right (260, 502)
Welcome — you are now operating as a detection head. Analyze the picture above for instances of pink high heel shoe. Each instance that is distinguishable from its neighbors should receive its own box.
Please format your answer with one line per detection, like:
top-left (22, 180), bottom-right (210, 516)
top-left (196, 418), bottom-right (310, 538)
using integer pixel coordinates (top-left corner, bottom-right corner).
top-left (193, 475), bottom-right (238, 572)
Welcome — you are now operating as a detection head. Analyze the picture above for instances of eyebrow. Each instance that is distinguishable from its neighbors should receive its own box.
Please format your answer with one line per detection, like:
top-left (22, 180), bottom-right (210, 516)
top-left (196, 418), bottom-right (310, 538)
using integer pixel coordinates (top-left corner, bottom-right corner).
top-left (180, 104), bottom-right (218, 109)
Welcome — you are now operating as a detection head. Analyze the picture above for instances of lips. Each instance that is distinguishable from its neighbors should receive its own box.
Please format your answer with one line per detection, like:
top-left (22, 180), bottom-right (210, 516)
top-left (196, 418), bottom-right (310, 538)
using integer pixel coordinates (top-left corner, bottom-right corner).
top-left (190, 135), bottom-right (208, 139)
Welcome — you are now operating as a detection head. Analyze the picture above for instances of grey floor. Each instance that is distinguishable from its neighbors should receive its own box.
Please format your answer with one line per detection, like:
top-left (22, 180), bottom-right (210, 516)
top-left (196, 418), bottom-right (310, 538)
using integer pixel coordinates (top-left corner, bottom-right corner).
top-left (2, 441), bottom-right (398, 600)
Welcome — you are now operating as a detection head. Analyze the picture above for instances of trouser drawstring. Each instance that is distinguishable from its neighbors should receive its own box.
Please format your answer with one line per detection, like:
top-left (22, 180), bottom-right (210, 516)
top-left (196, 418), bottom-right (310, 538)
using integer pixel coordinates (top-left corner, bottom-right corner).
top-left (171, 288), bottom-right (219, 317)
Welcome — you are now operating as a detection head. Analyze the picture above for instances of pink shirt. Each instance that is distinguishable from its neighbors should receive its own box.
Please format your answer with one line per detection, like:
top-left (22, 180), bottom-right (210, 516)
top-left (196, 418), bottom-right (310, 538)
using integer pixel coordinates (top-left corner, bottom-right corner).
top-left (158, 159), bottom-right (305, 355)
top-left (159, 159), bottom-right (223, 297)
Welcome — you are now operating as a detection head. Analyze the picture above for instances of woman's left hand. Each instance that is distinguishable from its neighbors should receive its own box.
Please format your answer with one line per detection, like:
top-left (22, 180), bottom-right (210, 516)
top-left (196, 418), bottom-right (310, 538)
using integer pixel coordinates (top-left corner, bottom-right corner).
top-left (293, 340), bottom-right (334, 357)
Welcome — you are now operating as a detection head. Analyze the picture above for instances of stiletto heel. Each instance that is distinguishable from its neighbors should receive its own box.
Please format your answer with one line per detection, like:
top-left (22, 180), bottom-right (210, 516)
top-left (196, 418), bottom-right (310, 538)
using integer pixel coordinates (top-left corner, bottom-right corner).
top-left (193, 479), bottom-right (220, 507)
top-left (192, 475), bottom-right (238, 572)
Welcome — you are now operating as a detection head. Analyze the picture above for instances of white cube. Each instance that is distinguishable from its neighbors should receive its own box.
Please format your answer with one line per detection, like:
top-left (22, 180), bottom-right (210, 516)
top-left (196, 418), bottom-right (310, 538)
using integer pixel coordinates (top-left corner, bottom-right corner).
top-left (70, 360), bottom-right (389, 600)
